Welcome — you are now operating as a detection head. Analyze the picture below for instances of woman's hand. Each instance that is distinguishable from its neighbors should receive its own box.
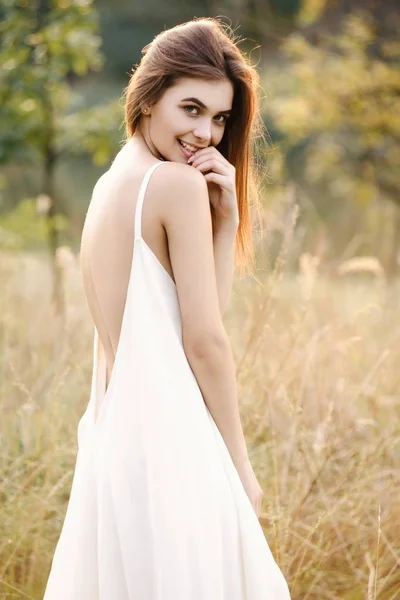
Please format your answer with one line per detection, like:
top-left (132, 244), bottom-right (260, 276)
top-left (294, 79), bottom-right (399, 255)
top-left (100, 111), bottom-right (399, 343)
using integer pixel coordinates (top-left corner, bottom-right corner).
top-left (235, 457), bottom-right (264, 519)
top-left (188, 146), bottom-right (239, 233)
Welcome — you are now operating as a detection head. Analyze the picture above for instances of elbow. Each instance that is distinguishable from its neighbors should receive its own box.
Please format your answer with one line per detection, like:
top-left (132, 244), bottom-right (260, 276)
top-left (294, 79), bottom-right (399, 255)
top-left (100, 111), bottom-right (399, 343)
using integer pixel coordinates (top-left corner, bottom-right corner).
top-left (183, 327), bottom-right (228, 359)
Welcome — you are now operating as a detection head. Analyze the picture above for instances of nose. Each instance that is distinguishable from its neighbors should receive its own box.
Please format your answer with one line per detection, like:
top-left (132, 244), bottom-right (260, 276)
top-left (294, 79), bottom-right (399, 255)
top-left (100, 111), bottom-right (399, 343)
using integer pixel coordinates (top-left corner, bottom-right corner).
top-left (193, 118), bottom-right (212, 144)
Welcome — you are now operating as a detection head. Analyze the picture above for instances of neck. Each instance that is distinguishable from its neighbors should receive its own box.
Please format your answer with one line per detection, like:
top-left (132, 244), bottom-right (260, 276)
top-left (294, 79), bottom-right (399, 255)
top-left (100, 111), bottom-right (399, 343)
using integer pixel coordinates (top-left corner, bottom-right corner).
top-left (133, 122), bottom-right (166, 162)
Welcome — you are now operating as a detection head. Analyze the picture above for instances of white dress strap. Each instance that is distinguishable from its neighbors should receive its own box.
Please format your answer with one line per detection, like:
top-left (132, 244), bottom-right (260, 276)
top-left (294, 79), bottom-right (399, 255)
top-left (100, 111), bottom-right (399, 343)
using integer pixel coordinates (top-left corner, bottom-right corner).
top-left (134, 161), bottom-right (165, 240)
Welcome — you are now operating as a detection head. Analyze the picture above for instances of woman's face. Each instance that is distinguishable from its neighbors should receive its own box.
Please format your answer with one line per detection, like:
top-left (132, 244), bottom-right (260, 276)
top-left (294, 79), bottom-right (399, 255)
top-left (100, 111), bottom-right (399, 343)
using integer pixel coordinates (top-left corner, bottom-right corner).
top-left (138, 76), bottom-right (234, 162)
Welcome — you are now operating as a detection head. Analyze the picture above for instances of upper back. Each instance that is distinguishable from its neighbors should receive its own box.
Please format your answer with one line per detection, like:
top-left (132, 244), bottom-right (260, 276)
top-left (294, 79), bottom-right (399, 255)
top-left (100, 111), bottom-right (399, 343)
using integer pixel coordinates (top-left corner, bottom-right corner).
top-left (80, 138), bottom-right (226, 385)
top-left (79, 142), bottom-right (167, 385)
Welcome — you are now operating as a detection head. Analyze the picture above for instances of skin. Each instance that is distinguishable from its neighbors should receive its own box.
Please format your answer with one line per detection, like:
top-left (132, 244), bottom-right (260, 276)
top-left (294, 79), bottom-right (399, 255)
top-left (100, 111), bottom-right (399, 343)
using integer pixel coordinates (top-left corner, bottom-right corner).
top-left (131, 78), bottom-right (263, 517)
top-left (81, 75), bottom-right (264, 517)
top-left (134, 76), bottom-right (239, 315)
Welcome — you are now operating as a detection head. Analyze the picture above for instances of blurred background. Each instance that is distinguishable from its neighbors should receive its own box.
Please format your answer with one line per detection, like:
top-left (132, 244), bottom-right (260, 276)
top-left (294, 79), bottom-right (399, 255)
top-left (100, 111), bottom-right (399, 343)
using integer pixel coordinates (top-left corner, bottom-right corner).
top-left (1, 0), bottom-right (399, 287)
top-left (1, 1), bottom-right (399, 599)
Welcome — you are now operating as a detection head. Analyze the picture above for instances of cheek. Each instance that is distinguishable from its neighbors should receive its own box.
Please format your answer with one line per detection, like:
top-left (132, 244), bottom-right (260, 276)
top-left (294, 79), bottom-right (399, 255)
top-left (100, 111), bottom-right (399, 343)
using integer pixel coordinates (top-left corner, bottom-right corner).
top-left (214, 127), bottom-right (226, 145)
top-left (150, 113), bottom-right (173, 143)
top-left (174, 109), bottom-right (191, 131)
top-left (162, 108), bottom-right (186, 136)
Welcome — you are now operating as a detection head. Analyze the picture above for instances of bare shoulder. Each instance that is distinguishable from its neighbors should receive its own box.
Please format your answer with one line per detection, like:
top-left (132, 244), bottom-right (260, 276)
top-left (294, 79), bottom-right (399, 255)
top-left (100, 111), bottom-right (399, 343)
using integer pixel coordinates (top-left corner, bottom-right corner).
top-left (151, 161), bottom-right (208, 200)
top-left (152, 160), bottom-right (206, 186)
top-left (94, 162), bottom-right (159, 221)
top-left (149, 162), bottom-right (210, 229)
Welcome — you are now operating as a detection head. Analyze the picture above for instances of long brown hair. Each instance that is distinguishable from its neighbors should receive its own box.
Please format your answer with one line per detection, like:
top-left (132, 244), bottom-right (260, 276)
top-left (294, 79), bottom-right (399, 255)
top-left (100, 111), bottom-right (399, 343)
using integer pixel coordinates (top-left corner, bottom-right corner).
top-left (124, 17), bottom-right (266, 276)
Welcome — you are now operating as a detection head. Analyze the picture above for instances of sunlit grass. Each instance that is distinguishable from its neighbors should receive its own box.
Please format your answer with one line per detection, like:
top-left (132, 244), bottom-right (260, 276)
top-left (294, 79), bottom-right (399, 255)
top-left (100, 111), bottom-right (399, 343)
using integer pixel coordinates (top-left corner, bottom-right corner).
top-left (0, 248), bottom-right (399, 599)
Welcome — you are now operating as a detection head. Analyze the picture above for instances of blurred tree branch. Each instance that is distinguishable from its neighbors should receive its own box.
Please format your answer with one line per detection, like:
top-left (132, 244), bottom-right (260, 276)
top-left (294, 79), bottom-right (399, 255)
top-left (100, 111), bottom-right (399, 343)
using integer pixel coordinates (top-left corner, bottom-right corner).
top-left (0, 0), bottom-right (122, 316)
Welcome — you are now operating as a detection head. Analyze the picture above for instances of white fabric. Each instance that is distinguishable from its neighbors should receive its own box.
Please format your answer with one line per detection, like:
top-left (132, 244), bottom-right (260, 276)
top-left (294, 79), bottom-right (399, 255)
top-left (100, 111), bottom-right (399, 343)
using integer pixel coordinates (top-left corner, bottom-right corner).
top-left (43, 161), bottom-right (291, 599)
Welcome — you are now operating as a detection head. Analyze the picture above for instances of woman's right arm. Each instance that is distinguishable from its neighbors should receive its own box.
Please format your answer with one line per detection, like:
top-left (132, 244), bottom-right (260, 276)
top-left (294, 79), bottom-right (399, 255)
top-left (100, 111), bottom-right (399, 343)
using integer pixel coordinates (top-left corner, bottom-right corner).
top-left (158, 163), bottom-right (249, 470)
top-left (157, 163), bottom-right (264, 517)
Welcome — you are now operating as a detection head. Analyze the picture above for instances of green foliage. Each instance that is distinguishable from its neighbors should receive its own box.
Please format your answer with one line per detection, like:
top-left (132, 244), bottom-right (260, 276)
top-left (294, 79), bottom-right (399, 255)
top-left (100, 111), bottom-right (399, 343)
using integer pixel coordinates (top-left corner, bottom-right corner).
top-left (297, 0), bottom-right (327, 27)
top-left (0, 0), bottom-right (121, 165)
top-left (271, 12), bottom-right (400, 209)
top-left (269, 0), bottom-right (301, 17)
top-left (59, 100), bottom-right (123, 165)
top-left (0, 0), bottom-right (122, 259)
top-left (0, 196), bottom-right (69, 250)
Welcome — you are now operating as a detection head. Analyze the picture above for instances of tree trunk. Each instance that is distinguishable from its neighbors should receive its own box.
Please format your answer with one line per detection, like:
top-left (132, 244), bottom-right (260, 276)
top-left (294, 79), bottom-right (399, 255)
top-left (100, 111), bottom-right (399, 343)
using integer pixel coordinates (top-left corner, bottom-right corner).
top-left (43, 141), bottom-right (65, 318)
top-left (38, 0), bottom-right (65, 318)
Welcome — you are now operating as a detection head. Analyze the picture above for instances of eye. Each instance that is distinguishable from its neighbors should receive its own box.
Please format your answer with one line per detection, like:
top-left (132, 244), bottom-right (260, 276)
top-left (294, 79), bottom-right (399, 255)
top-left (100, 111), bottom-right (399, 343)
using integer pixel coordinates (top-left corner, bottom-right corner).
top-left (183, 105), bottom-right (200, 115)
top-left (214, 114), bottom-right (228, 124)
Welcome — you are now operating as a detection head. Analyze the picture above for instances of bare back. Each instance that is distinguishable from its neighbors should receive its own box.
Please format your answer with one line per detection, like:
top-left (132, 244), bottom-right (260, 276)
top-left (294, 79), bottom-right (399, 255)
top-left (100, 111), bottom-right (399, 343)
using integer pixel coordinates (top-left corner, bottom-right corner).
top-left (80, 141), bottom-right (173, 388)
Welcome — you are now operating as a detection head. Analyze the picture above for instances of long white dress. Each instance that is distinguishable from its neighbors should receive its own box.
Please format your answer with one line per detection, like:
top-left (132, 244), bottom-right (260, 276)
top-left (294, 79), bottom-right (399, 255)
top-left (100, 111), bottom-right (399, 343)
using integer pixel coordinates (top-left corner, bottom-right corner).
top-left (43, 159), bottom-right (291, 599)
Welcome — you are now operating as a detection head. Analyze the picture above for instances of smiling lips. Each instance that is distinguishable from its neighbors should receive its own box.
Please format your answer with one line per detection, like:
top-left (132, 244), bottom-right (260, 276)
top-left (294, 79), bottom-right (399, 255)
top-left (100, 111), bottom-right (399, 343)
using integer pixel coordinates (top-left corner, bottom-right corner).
top-left (178, 139), bottom-right (208, 153)
top-left (179, 140), bottom-right (200, 152)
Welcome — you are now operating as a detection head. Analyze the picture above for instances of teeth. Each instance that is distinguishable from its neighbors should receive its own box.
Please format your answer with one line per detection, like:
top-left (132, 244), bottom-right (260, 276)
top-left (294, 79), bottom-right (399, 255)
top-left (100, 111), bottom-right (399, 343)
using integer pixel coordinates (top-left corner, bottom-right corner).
top-left (180, 140), bottom-right (198, 153)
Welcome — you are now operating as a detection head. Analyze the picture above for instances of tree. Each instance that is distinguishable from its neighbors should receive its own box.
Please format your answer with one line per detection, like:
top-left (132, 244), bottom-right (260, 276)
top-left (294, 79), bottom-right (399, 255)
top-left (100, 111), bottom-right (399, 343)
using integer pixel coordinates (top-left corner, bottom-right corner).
top-left (270, 10), bottom-right (400, 270)
top-left (0, 0), bottom-right (121, 315)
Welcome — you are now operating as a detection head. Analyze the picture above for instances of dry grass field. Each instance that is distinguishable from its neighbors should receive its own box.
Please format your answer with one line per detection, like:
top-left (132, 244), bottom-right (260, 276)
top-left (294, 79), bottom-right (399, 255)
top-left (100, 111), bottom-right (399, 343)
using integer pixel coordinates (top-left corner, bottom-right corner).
top-left (0, 248), bottom-right (399, 599)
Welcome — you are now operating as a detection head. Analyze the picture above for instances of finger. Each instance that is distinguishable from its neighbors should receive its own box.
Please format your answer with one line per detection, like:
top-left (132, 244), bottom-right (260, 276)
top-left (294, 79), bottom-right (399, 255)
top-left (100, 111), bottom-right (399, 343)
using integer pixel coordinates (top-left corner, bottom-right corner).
top-left (190, 145), bottom-right (222, 159)
top-left (189, 152), bottom-right (226, 168)
top-left (203, 172), bottom-right (228, 187)
top-left (193, 159), bottom-right (229, 175)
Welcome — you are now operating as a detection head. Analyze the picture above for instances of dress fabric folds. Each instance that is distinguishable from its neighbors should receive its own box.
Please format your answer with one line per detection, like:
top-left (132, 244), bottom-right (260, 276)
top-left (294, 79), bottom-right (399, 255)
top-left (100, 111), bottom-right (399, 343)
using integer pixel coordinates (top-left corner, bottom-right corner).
top-left (43, 159), bottom-right (291, 599)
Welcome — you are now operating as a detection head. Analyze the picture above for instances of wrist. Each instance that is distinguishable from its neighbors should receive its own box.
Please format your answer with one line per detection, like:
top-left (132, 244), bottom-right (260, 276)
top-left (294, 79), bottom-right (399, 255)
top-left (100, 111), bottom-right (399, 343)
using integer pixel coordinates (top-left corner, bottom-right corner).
top-left (214, 218), bottom-right (239, 237)
top-left (231, 448), bottom-right (250, 470)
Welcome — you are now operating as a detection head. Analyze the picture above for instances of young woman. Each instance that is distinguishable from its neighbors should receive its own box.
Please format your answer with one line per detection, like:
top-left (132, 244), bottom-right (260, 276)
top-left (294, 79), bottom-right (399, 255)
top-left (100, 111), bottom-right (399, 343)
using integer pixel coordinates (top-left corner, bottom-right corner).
top-left (43, 17), bottom-right (291, 600)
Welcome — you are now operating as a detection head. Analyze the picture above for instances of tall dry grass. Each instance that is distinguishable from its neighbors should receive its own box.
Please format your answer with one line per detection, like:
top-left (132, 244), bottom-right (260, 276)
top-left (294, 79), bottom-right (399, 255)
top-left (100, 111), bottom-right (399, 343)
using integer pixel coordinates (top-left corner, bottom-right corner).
top-left (0, 238), bottom-right (399, 599)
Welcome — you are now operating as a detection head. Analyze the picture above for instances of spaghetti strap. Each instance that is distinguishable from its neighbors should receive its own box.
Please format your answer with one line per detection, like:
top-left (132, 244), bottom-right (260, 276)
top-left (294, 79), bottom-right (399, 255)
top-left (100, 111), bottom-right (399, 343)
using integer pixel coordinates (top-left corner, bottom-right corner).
top-left (134, 161), bottom-right (164, 240)
top-left (93, 160), bottom-right (166, 427)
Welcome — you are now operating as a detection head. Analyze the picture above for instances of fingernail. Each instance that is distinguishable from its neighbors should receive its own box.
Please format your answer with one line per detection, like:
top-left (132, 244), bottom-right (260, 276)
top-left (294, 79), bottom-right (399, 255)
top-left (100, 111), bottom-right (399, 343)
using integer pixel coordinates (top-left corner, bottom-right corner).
top-left (187, 156), bottom-right (193, 163)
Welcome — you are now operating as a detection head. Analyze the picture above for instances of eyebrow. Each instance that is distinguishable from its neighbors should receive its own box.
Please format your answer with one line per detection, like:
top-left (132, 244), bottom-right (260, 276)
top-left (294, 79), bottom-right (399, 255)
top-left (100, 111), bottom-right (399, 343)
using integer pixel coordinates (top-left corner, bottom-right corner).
top-left (181, 97), bottom-right (232, 115)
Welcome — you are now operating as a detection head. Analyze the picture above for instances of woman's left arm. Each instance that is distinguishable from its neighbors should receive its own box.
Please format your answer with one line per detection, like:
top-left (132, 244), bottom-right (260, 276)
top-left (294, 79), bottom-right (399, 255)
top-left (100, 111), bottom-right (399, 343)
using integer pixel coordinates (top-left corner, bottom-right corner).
top-left (188, 147), bottom-right (239, 317)
top-left (213, 223), bottom-right (238, 316)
